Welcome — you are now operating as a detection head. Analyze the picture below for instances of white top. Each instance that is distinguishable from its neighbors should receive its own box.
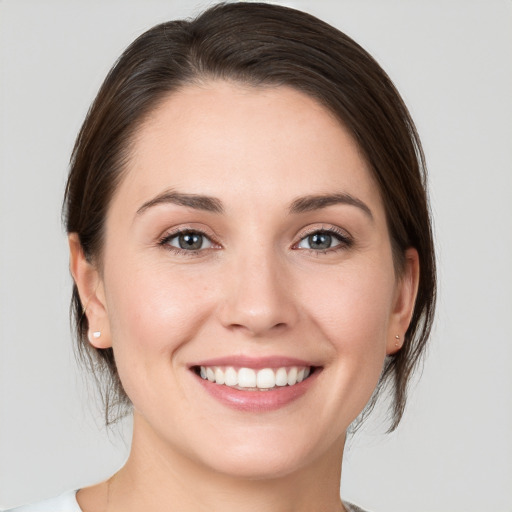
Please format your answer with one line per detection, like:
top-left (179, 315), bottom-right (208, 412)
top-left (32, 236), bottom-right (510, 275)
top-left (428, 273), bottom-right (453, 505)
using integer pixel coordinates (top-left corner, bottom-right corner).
top-left (2, 491), bottom-right (81, 512)
top-left (3, 491), bottom-right (368, 512)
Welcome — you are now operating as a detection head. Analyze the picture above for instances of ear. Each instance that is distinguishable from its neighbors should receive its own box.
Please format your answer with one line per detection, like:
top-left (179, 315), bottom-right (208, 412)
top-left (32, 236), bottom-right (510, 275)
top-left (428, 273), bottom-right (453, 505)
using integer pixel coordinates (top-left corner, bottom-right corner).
top-left (68, 233), bottom-right (112, 349)
top-left (386, 248), bottom-right (420, 355)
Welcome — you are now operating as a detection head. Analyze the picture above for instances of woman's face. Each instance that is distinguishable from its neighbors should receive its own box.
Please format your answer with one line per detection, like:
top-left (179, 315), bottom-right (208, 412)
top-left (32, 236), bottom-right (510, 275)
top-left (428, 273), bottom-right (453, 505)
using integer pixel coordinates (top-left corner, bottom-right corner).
top-left (77, 82), bottom-right (417, 478)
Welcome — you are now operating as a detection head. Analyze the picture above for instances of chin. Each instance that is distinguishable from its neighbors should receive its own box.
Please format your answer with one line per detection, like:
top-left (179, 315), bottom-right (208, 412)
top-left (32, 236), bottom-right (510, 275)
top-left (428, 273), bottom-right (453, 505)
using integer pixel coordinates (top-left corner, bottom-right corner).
top-left (201, 446), bottom-right (311, 481)
top-left (187, 425), bottom-right (335, 481)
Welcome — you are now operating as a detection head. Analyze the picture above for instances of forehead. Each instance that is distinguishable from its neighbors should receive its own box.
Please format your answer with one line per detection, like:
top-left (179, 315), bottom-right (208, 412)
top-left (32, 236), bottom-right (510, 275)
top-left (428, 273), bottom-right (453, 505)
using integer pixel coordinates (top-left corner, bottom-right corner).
top-left (112, 81), bottom-right (382, 216)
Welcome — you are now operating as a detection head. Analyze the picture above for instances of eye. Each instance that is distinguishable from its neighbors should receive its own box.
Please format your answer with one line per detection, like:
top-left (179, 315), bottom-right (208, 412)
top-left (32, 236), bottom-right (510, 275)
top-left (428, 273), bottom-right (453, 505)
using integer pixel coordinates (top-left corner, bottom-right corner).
top-left (296, 229), bottom-right (350, 251)
top-left (162, 230), bottom-right (214, 251)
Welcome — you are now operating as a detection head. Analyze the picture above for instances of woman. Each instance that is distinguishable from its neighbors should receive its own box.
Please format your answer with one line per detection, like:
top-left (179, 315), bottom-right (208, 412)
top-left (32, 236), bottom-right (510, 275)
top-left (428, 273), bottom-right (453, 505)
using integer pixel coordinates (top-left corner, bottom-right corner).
top-left (6, 2), bottom-right (435, 511)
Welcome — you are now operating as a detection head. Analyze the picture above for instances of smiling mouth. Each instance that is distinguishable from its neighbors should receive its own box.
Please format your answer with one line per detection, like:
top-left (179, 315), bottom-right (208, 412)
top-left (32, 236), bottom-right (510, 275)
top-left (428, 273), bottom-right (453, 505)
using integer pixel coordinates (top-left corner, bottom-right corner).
top-left (192, 365), bottom-right (316, 391)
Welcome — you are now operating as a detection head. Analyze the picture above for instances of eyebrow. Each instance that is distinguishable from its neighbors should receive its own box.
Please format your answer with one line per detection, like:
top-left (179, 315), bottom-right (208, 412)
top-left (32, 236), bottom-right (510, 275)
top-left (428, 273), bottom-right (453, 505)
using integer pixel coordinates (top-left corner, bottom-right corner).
top-left (136, 190), bottom-right (224, 216)
top-left (136, 189), bottom-right (372, 220)
top-left (289, 193), bottom-right (373, 220)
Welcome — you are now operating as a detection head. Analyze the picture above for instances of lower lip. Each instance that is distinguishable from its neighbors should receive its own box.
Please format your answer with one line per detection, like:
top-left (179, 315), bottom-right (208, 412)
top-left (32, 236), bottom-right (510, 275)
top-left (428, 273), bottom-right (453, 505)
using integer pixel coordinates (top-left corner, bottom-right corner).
top-left (193, 369), bottom-right (320, 412)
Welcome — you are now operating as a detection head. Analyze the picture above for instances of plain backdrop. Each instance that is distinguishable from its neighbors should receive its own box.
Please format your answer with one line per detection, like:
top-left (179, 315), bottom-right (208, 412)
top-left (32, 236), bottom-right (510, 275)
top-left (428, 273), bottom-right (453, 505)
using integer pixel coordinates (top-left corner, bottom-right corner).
top-left (1, 1), bottom-right (511, 511)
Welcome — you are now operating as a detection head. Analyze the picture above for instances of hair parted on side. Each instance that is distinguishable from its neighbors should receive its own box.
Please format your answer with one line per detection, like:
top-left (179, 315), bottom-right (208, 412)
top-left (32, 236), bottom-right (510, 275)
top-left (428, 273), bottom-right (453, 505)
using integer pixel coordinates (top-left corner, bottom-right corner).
top-left (63, 2), bottom-right (436, 430)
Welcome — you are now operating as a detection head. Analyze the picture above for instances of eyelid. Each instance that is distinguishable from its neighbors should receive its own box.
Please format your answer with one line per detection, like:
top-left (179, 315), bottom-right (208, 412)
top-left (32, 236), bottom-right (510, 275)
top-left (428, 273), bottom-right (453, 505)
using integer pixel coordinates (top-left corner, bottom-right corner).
top-left (166, 232), bottom-right (214, 250)
top-left (157, 225), bottom-right (222, 253)
top-left (158, 223), bottom-right (218, 241)
top-left (156, 223), bottom-right (352, 255)
top-left (295, 224), bottom-right (352, 241)
top-left (292, 225), bottom-right (353, 251)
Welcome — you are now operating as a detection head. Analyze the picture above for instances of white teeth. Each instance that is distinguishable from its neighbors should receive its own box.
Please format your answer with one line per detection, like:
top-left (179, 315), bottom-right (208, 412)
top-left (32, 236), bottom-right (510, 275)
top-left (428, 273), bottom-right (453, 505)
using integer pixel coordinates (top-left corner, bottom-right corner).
top-left (214, 367), bottom-right (225, 385)
top-left (197, 365), bottom-right (313, 390)
top-left (275, 367), bottom-right (288, 386)
top-left (224, 367), bottom-right (238, 386)
top-left (238, 368), bottom-right (256, 388)
top-left (287, 367), bottom-right (298, 386)
top-left (256, 368), bottom-right (275, 389)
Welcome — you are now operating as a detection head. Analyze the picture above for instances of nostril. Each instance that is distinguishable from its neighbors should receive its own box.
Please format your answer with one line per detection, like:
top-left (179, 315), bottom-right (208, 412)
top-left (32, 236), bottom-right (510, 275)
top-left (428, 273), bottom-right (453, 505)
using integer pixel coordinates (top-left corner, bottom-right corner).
top-left (226, 321), bottom-right (289, 335)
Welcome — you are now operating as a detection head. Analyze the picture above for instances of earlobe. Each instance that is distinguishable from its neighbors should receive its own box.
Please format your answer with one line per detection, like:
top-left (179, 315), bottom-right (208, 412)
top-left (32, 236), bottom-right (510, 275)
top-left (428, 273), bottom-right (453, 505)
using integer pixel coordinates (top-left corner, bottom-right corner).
top-left (387, 248), bottom-right (420, 355)
top-left (68, 234), bottom-right (112, 349)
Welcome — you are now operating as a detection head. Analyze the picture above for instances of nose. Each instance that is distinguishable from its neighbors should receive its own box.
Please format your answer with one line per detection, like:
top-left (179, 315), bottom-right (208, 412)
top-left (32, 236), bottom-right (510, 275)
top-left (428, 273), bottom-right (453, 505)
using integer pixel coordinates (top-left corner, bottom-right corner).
top-left (217, 248), bottom-right (299, 337)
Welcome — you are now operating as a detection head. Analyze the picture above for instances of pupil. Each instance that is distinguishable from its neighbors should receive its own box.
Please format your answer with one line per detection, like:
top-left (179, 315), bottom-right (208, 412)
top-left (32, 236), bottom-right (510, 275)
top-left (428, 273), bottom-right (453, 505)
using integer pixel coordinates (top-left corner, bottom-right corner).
top-left (309, 233), bottom-right (331, 250)
top-left (179, 232), bottom-right (202, 250)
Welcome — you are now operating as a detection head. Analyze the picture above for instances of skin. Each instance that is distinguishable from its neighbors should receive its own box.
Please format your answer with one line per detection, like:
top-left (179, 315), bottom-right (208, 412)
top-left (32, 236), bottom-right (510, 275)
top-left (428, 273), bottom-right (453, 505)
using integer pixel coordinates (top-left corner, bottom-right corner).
top-left (70, 82), bottom-right (419, 512)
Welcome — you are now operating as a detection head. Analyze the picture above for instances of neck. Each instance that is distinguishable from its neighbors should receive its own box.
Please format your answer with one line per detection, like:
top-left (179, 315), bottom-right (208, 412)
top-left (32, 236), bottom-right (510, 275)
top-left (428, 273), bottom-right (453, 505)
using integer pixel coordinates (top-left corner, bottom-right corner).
top-left (97, 412), bottom-right (347, 512)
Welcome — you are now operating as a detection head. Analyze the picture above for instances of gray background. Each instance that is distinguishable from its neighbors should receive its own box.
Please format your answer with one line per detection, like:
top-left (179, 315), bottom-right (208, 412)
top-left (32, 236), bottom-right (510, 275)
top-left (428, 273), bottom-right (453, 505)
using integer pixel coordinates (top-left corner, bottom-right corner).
top-left (1, 1), bottom-right (511, 511)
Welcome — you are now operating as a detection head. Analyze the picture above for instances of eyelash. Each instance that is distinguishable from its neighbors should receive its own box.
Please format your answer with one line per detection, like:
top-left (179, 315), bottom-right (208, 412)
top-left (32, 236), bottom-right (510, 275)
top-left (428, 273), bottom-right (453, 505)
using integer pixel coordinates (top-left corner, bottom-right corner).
top-left (158, 228), bottom-right (218, 256)
top-left (158, 226), bottom-right (353, 256)
top-left (293, 226), bottom-right (353, 254)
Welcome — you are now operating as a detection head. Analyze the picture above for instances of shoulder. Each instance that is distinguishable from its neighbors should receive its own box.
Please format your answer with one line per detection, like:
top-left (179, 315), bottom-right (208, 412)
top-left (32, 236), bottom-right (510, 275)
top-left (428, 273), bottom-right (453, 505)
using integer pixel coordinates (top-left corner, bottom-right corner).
top-left (4, 494), bottom-right (368, 512)
top-left (343, 501), bottom-right (372, 512)
top-left (2, 491), bottom-right (81, 512)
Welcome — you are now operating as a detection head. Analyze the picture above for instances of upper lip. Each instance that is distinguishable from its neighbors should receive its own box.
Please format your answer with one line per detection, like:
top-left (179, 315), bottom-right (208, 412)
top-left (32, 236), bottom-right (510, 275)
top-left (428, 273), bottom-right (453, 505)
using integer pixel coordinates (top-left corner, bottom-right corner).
top-left (189, 355), bottom-right (317, 370)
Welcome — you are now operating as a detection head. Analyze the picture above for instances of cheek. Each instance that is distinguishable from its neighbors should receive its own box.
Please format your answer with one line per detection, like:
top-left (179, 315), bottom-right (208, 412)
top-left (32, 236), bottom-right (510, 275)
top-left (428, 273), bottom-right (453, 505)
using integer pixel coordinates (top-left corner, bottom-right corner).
top-left (302, 258), bottom-right (396, 416)
top-left (305, 263), bottom-right (395, 349)
top-left (261, 258), bottom-right (396, 433)
top-left (103, 257), bottom-right (217, 377)
top-left (102, 256), bottom-right (222, 416)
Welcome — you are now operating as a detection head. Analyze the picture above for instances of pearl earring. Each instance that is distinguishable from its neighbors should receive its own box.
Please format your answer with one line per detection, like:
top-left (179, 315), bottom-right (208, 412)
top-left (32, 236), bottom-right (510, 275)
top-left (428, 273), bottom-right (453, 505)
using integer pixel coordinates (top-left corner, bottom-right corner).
top-left (395, 334), bottom-right (400, 348)
top-left (89, 330), bottom-right (101, 342)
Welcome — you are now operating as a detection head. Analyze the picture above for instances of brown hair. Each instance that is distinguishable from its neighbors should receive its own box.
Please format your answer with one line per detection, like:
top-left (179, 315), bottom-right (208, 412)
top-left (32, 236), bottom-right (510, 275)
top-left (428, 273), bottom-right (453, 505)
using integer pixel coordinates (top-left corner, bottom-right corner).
top-left (64, 2), bottom-right (436, 430)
